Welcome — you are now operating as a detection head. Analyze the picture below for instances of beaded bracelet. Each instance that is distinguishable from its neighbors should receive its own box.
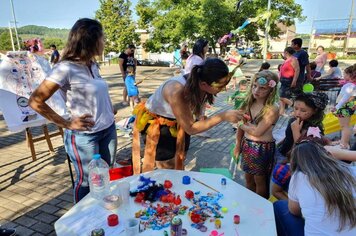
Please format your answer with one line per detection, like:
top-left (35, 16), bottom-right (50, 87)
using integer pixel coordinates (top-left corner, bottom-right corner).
top-left (237, 121), bottom-right (244, 128)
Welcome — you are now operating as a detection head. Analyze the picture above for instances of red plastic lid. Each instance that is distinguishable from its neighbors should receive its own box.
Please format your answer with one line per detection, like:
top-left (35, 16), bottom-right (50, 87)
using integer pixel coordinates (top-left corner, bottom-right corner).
top-left (108, 214), bottom-right (119, 226)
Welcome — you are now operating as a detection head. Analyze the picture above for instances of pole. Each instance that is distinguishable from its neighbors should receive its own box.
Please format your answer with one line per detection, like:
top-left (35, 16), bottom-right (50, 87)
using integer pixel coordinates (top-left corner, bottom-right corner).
top-left (263, 0), bottom-right (272, 62)
top-left (308, 18), bottom-right (315, 55)
top-left (344, 0), bottom-right (354, 56)
top-left (10, 0), bottom-right (21, 50)
top-left (8, 22), bottom-right (15, 51)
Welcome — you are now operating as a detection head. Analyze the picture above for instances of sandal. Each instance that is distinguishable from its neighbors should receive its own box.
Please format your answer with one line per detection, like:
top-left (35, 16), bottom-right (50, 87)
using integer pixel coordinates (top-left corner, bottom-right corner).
top-left (339, 143), bottom-right (350, 149)
top-left (331, 140), bottom-right (341, 146)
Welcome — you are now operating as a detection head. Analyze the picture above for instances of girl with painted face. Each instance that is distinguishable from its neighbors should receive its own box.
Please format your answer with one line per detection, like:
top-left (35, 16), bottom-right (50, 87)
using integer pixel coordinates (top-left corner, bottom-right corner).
top-left (277, 92), bottom-right (329, 163)
top-left (235, 70), bottom-right (279, 199)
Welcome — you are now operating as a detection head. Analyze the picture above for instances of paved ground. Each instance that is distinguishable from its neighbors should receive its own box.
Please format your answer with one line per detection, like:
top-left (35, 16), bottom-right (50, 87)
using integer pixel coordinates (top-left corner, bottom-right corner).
top-left (0, 59), bottom-right (353, 235)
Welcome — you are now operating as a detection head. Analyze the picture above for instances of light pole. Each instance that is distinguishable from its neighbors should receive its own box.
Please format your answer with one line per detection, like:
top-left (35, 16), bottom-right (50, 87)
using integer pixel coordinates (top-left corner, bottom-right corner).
top-left (10, 0), bottom-right (21, 50)
top-left (344, 0), bottom-right (354, 56)
top-left (8, 22), bottom-right (15, 51)
top-left (263, 0), bottom-right (272, 62)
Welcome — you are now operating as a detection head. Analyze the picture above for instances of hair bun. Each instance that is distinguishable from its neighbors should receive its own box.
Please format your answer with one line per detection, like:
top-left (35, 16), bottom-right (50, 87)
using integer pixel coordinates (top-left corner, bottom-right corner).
top-left (308, 92), bottom-right (329, 110)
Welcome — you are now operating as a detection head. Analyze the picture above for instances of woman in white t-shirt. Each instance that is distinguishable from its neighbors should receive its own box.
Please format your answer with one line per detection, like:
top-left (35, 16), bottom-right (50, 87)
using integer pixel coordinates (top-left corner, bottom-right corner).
top-left (274, 141), bottom-right (356, 236)
top-left (184, 39), bottom-right (209, 74)
top-left (29, 19), bottom-right (116, 203)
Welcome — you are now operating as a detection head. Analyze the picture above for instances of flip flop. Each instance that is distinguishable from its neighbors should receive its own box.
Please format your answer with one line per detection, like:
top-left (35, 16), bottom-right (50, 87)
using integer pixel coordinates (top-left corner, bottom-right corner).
top-left (339, 143), bottom-right (350, 150)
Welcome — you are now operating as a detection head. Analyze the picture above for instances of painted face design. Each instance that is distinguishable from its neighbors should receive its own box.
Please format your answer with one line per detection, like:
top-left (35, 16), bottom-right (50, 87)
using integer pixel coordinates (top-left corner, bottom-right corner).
top-left (293, 101), bottom-right (315, 121)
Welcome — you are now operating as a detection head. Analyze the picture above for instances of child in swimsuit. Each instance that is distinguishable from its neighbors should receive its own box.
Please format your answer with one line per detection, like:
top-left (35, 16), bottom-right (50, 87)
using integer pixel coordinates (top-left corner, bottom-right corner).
top-left (331, 64), bottom-right (356, 149)
top-left (234, 70), bottom-right (279, 199)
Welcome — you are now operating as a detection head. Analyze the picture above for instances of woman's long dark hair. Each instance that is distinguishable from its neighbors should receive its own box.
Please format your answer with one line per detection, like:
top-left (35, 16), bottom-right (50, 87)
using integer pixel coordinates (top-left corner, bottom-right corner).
top-left (61, 18), bottom-right (103, 66)
top-left (192, 39), bottom-right (208, 59)
top-left (291, 142), bottom-right (356, 231)
top-left (185, 58), bottom-right (228, 117)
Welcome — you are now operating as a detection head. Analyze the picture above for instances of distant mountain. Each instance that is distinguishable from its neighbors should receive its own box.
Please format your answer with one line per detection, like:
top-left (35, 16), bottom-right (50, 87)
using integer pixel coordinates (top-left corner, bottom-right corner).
top-left (18, 25), bottom-right (69, 40)
top-left (0, 25), bottom-right (69, 40)
top-left (0, 25), bottom-right (69, 50)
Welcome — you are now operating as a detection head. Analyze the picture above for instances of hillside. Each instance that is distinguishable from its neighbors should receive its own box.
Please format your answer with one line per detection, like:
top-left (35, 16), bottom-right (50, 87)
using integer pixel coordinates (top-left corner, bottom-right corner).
top-left (0, 25), bottom-right (69, 50)
top-left (17, 25), bottom-right (69, 40)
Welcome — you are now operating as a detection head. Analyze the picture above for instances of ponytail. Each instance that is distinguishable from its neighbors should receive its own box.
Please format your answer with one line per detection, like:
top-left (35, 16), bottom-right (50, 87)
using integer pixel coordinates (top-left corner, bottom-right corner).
top-left (185, 65), bottom-right (211, 117)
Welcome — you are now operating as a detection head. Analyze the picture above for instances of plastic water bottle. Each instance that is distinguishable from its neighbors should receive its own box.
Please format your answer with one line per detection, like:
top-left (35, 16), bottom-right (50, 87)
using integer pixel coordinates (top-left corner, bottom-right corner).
top-left (88, 154), bottom-right (110, 200)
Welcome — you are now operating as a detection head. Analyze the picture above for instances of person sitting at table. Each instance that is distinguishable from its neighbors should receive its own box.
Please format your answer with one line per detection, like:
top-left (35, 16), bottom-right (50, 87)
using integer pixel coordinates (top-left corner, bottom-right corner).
top-left (273, 141), bottom-right (356, 236)
top-left (132, 58), bottom-right (243, 174)
top-left (271, 135), bottom-right (330, 202)
top-left (29, 18), bottom-right (117, 203)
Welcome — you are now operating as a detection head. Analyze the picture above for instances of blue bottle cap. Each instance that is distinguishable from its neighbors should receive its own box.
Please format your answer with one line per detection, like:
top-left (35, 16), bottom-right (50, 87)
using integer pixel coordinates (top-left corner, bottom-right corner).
top-left (93, 154), bottom-right (101, 160)
top-left (182, 176), bottom-right (191, 185)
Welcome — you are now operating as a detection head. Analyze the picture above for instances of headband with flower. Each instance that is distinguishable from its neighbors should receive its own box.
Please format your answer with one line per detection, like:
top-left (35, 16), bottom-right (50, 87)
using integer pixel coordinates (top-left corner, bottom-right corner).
top-left (257, 77), bottom-right (276, 88)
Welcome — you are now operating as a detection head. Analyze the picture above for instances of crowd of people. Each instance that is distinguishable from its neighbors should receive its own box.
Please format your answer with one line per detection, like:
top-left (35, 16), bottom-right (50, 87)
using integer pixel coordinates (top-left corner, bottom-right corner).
top-left (2, 17), bottom-right (352, 236)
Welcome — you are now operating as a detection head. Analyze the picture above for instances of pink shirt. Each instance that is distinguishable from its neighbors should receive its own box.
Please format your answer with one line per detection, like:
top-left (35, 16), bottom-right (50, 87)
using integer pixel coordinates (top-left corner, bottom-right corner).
top-left (228, 55), bottom-right (239, 64)
top-left (280, 57), bottom-right (295, 79)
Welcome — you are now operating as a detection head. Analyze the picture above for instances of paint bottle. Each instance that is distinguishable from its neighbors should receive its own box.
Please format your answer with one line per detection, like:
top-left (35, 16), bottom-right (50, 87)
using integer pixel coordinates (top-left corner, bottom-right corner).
top-left (170, 216), bottom-right (183, 236)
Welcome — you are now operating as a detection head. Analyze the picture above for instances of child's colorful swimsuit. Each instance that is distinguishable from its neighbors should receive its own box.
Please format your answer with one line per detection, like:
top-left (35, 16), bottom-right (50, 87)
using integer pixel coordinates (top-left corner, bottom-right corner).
top-left (334, 82), bottom-right (356, 117)
top-left (335, 101), bottom-right (356, 117)
top-left (241, 137), bottom-right (276, 175)
top-left (241, 109), bottom-right (276, 175)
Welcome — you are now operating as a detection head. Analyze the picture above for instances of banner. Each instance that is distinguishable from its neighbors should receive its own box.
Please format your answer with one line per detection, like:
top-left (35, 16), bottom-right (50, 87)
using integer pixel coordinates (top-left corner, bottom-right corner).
top-left (0, 51), bottom-right (67, 132)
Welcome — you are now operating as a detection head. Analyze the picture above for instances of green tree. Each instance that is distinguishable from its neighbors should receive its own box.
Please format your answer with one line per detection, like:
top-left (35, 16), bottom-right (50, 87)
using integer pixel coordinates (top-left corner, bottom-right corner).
top-left (43, 38), bottom-right (65, 50)
top-left (96, 0), bottom-right (140, 54)
top-left (0, 31), bottom-right (16, 51)
top-left (18, 25), bottom-right (69, 40)
top-left (136, 0), bottom-right (304, 53)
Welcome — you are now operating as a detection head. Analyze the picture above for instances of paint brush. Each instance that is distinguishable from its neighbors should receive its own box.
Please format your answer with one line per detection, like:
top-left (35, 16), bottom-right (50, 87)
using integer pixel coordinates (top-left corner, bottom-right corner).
top-left (192, 178), bottom-right (220, 193)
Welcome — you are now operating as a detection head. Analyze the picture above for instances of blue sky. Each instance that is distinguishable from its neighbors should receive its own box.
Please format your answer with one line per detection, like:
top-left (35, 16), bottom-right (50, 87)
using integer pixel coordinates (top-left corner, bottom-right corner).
top-left (0, 0), bottom-right (354, 33)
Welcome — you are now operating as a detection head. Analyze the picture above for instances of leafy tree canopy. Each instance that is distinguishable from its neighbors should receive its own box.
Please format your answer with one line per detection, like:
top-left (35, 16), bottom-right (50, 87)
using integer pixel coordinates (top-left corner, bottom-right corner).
top-left (18, 25), bottom-right (69, 40)
top-left (96, 0), bottom-right (140, 54)
top-left (136, 0), bottom-right (305, 53)
top-left (0, 31), bottom-right (17, 51)
top-left (42, 38), bottom-right (65, 50)
top-left (0, 25), bottom-right (67, 51)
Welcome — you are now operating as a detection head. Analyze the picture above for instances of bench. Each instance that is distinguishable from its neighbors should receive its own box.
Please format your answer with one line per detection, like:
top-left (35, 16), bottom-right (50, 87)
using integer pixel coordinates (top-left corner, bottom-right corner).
top-left (310, 78), bottom-right (343, 91)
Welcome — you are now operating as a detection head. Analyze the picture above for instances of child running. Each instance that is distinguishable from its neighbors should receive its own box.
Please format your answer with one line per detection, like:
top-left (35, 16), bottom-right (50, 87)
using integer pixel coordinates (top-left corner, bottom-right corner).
top-left (125, 66), bottom-right (142, 111)
top-left (235, 70), bottom-right (279, 199)
top-left (332, 64), bottom-right (356, 149)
